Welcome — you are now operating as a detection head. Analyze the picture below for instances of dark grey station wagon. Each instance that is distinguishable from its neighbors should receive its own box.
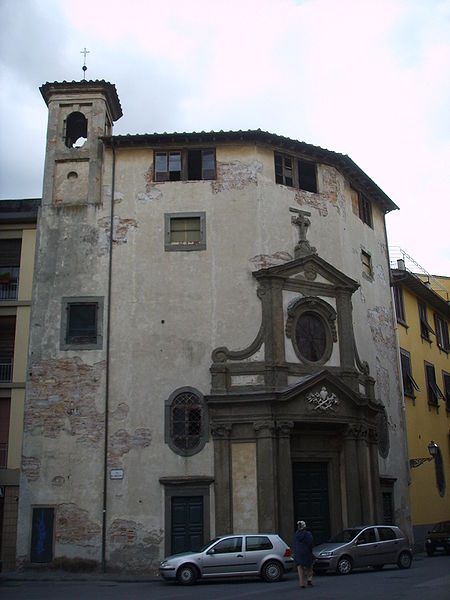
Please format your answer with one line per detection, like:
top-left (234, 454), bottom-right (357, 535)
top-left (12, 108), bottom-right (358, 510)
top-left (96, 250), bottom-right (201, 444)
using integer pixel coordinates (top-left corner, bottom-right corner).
top-left (313, 525), bottom-right (412, 575)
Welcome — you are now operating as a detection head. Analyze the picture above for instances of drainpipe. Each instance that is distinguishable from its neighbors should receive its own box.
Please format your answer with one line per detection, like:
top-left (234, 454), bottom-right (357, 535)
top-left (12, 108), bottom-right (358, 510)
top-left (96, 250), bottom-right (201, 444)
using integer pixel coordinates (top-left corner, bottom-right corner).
top-left (102, 140), bottom-right (116, 572)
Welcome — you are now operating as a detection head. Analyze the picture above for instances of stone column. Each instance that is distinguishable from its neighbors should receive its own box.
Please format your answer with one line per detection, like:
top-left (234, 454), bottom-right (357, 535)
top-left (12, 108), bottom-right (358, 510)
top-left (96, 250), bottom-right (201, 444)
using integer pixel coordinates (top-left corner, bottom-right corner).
top-left (211, 423), bottom-right (232, 534)
top-left (335, 288), bottom-right (354, 370)
top-left (254, 421), bottom-right (277, 532)
top-left (355, 425), bottom-right (372, 523)
top-left (369, 427), bottom-right (383, 522)
top-left (259, 279), bottom-right (287, 389)
top-left (344, 425), bottom-right (362, 526)
top-left (276, 421), bottom-right (294, 543)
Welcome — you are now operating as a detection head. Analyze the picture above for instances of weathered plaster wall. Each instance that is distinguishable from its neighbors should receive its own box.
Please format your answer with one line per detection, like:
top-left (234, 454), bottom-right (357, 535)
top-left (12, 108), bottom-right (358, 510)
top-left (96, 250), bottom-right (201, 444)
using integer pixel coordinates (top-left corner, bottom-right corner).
top-left (18, 132), bottom-right (410, 570)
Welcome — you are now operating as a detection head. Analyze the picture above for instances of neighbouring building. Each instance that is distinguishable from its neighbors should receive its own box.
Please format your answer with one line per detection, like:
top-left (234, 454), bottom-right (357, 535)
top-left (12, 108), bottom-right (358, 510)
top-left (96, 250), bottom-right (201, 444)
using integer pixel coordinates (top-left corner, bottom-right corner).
top-left (391, 254), bottom-right (450, 549)
top-left (0, 199), bottom-right (40, 571)
top-left (15, 79), bottom-right (412, 572)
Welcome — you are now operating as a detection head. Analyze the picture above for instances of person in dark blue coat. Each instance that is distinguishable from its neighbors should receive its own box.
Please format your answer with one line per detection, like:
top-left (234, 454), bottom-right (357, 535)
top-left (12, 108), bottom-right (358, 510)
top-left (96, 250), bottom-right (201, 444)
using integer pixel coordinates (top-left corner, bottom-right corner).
top-left (294, 520), bottom-right (314, 587)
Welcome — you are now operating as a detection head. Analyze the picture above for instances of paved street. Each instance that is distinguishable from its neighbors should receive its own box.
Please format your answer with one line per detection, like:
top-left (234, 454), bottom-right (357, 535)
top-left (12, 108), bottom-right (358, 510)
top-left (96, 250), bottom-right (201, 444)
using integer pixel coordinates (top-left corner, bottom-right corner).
top-left (1, 554), bottom-right (449, 600)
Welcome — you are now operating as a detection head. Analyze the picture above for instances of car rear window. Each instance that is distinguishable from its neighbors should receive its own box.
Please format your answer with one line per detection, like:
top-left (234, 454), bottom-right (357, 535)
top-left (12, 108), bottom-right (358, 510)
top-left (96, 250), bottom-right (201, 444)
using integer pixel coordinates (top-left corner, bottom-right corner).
top-left (377, 527), bottom-right (397, 541)
top-left (246, 536), bottom-right (273, 551)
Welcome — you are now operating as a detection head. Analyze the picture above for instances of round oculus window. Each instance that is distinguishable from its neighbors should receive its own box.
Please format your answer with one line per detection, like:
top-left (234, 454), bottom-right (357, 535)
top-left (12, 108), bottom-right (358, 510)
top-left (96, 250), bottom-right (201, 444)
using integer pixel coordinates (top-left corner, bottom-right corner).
top-left (295, 312), bottom-right (327, 362)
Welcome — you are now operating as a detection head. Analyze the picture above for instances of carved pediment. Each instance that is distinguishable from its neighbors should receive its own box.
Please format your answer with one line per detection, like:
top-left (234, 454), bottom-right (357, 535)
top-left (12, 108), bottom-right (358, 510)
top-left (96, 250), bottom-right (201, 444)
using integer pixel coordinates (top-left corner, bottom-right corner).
top-left (253, 254), bottom-right (359, 293)
top-left (276, 370), bottom-right (382, 419)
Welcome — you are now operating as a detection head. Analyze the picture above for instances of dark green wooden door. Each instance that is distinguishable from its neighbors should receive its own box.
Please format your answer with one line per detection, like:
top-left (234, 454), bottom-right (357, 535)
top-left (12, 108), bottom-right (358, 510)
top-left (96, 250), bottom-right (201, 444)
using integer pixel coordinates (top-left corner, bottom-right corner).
top-left (292, 462), bottom-right (330, 545)
top-left (171, 496), bottom-right (204, 554)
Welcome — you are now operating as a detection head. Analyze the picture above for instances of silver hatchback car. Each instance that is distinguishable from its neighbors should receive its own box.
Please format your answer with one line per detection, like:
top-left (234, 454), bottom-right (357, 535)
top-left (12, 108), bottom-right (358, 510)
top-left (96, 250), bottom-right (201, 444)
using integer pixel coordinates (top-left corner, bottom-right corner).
top-left (313, 525), bottom-right (412, 575)
top-left (159, 533), bottom-right (294, 585)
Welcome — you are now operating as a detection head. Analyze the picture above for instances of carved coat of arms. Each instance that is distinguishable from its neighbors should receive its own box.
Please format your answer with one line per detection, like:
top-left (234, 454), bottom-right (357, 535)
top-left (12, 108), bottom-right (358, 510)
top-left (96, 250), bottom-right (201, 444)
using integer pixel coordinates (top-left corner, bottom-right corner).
top-left (307, 386), bottom-right (339, 412)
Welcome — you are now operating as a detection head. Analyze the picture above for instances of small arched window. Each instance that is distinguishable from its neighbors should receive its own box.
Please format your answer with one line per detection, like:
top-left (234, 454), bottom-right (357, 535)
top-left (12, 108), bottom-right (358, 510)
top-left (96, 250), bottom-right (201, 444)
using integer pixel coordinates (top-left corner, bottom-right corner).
top-left (165, 387), bottom-right (208, 456)
top-left (65, 111), bottom-right (88, 148)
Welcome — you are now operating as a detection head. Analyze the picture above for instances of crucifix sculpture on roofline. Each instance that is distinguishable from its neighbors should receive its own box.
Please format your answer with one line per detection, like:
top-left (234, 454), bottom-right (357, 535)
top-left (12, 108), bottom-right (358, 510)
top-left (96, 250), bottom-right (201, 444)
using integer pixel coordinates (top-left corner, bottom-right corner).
top-left (289, 206), bottom-right (317, 258)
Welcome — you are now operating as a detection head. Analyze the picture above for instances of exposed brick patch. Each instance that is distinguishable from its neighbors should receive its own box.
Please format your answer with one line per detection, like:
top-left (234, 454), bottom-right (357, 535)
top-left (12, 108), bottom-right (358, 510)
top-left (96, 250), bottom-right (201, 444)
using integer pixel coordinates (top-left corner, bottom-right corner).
top-left (22, 456), bottom-right (41, 481)
top-left (110, 402), bottom-right (129, 421)
top-left (109, 519), bottom-right (137, 546)
top-left (25, 357), bottom-right (105, 447)
top-left (108, 520), bottom-right (163, 573)
top-left (56, 503), bottom-right (101, 545)
top-left (144, 164), bottom-right (154, 191)
top-left (98, 215), bottom-right (138, 254)
top-left (295, 190), bottom-right (331, 217)
top-left (108, 428), bottom-right (151, 469)
top-left (249, 251), bottom-right (293, 270)
top-left (212, 160), bottom-right (262, 193)
top-left (367, 306), bottom-right (396, 360)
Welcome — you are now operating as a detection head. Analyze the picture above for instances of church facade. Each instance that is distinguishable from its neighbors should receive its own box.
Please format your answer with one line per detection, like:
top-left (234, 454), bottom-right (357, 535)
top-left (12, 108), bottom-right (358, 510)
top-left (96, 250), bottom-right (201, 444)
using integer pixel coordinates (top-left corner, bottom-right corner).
top-left (16, 80), bottom-right (411, 572)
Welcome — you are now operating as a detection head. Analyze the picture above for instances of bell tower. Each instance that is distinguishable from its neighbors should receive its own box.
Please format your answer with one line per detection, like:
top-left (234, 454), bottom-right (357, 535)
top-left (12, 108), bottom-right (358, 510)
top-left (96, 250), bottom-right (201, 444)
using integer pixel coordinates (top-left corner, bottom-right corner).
top-left (39, 80), bottom-right (122, 207)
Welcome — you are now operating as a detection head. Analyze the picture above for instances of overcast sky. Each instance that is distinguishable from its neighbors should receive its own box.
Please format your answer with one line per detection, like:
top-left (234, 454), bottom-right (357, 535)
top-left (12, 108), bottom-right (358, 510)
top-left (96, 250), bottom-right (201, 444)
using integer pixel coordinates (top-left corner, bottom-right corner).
top-left (1, 0), bottom-right (449, 275)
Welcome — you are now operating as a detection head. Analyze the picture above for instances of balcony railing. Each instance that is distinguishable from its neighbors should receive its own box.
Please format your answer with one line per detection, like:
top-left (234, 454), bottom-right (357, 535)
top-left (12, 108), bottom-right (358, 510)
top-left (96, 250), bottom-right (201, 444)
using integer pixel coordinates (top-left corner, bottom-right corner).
top-left (0, 360), bottom-right (13, 382)
top-left (0, 281), bottom-right (18, 300)
top-left (0, 442), bottom-right (8, 468)
top-left (0, 266), bottom-right (20, 300)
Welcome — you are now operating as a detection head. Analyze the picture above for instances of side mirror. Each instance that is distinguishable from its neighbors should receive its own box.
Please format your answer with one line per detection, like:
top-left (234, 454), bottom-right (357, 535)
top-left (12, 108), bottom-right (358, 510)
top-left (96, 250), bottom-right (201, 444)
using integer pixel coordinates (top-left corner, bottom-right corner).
top-left (206, 548), bottom-right (215, 555)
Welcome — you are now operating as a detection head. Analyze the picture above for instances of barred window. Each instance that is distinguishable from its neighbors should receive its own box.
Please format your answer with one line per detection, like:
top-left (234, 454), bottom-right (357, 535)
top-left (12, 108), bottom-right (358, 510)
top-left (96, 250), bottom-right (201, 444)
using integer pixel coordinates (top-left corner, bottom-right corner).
top-left (165, 387), bottom-right (208, 456)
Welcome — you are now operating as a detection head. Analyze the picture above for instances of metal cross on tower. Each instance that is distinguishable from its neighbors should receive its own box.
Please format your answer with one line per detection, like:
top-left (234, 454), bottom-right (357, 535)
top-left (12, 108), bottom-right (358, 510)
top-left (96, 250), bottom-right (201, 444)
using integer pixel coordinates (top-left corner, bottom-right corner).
top-left (81, 47), bottom-right (90, 80)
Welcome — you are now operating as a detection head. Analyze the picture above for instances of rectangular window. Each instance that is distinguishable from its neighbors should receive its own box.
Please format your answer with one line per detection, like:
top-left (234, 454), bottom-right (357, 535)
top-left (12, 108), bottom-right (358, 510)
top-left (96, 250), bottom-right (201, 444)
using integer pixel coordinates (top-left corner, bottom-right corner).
top-left (274, 152), bottom-right (317, 192)
top-left (393, 284), bottom-right (406, 323)
top-left (0, 238), bottom-right (21, 300)
top-left (400, 349), bottom-right (419, 398)
top-left (443, 372), bottom-right (450, 412)
top-left (0, 315), bottom-right (15, 382)
top-left (418, 301), bottom-right (434, 341)
top-left (358, 193), bottom-right (373, 227)
top-left (361, 250), bottom-right (373, 278)
top-left (298, 159), bottom-right (317, 193)
top-left (0, 398), bottom-right (10, 468)
top-left (165, 212), bottom-right (206, 252)
top-left (154, 149), bottom-right (215, 181)
top-left (425, 362), bottom-right (444, 408)
top-left (60, 297), bottom-right (103, 350)
top-left (67, 303), bottom-right (97, 343)
top-left (434, 314), bottom-right (449, 352)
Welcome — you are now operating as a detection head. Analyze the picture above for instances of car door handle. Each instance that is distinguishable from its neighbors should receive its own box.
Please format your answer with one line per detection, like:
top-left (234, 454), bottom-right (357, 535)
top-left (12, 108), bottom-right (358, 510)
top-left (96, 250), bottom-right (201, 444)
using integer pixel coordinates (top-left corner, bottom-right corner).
top-left (237, 554), bottom-right (244, 558)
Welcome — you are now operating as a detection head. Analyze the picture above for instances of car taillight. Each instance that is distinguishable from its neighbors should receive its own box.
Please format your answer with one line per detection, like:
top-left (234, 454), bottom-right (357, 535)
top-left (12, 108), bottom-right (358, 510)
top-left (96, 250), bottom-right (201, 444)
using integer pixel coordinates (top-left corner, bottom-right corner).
top-left (284, 548), bottom-right (292, 557)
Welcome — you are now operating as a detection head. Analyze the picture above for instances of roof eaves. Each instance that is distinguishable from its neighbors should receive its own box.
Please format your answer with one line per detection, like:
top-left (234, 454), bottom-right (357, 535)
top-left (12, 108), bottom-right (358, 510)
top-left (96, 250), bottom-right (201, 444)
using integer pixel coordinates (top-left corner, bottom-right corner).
top-left (392, 269), bottom-right (450, 316)
top-left (102, 129), bottom-right (397, 212)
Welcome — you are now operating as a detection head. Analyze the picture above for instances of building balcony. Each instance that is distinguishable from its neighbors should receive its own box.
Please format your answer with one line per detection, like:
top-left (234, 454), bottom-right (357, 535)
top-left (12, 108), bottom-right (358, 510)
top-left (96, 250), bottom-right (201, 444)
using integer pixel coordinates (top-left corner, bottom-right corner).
top-left (0, 281), bottom-right (18, 300)
top-left (0, 359), bottom-right (13, 382)
top-left (0, 266), bottom-right (20, 300)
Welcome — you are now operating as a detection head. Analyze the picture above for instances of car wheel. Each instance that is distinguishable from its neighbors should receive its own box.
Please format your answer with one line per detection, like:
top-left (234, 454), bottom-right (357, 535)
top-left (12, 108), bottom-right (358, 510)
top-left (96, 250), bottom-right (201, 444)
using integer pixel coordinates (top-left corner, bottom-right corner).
top-left (397, 551), bottom-right (412, 569)
top-left (177, 564), bottom-right (198, 585)
top-left (372, 565), bottom-right (384, 571)
top-left (336, 556), bottom-right (353, 575)
top-left (426, 548), bottom-right (434, 557)
top-left (445, 545), bottom-right (450, 556)
top-left (262, 560), bottom-right (283, 582)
